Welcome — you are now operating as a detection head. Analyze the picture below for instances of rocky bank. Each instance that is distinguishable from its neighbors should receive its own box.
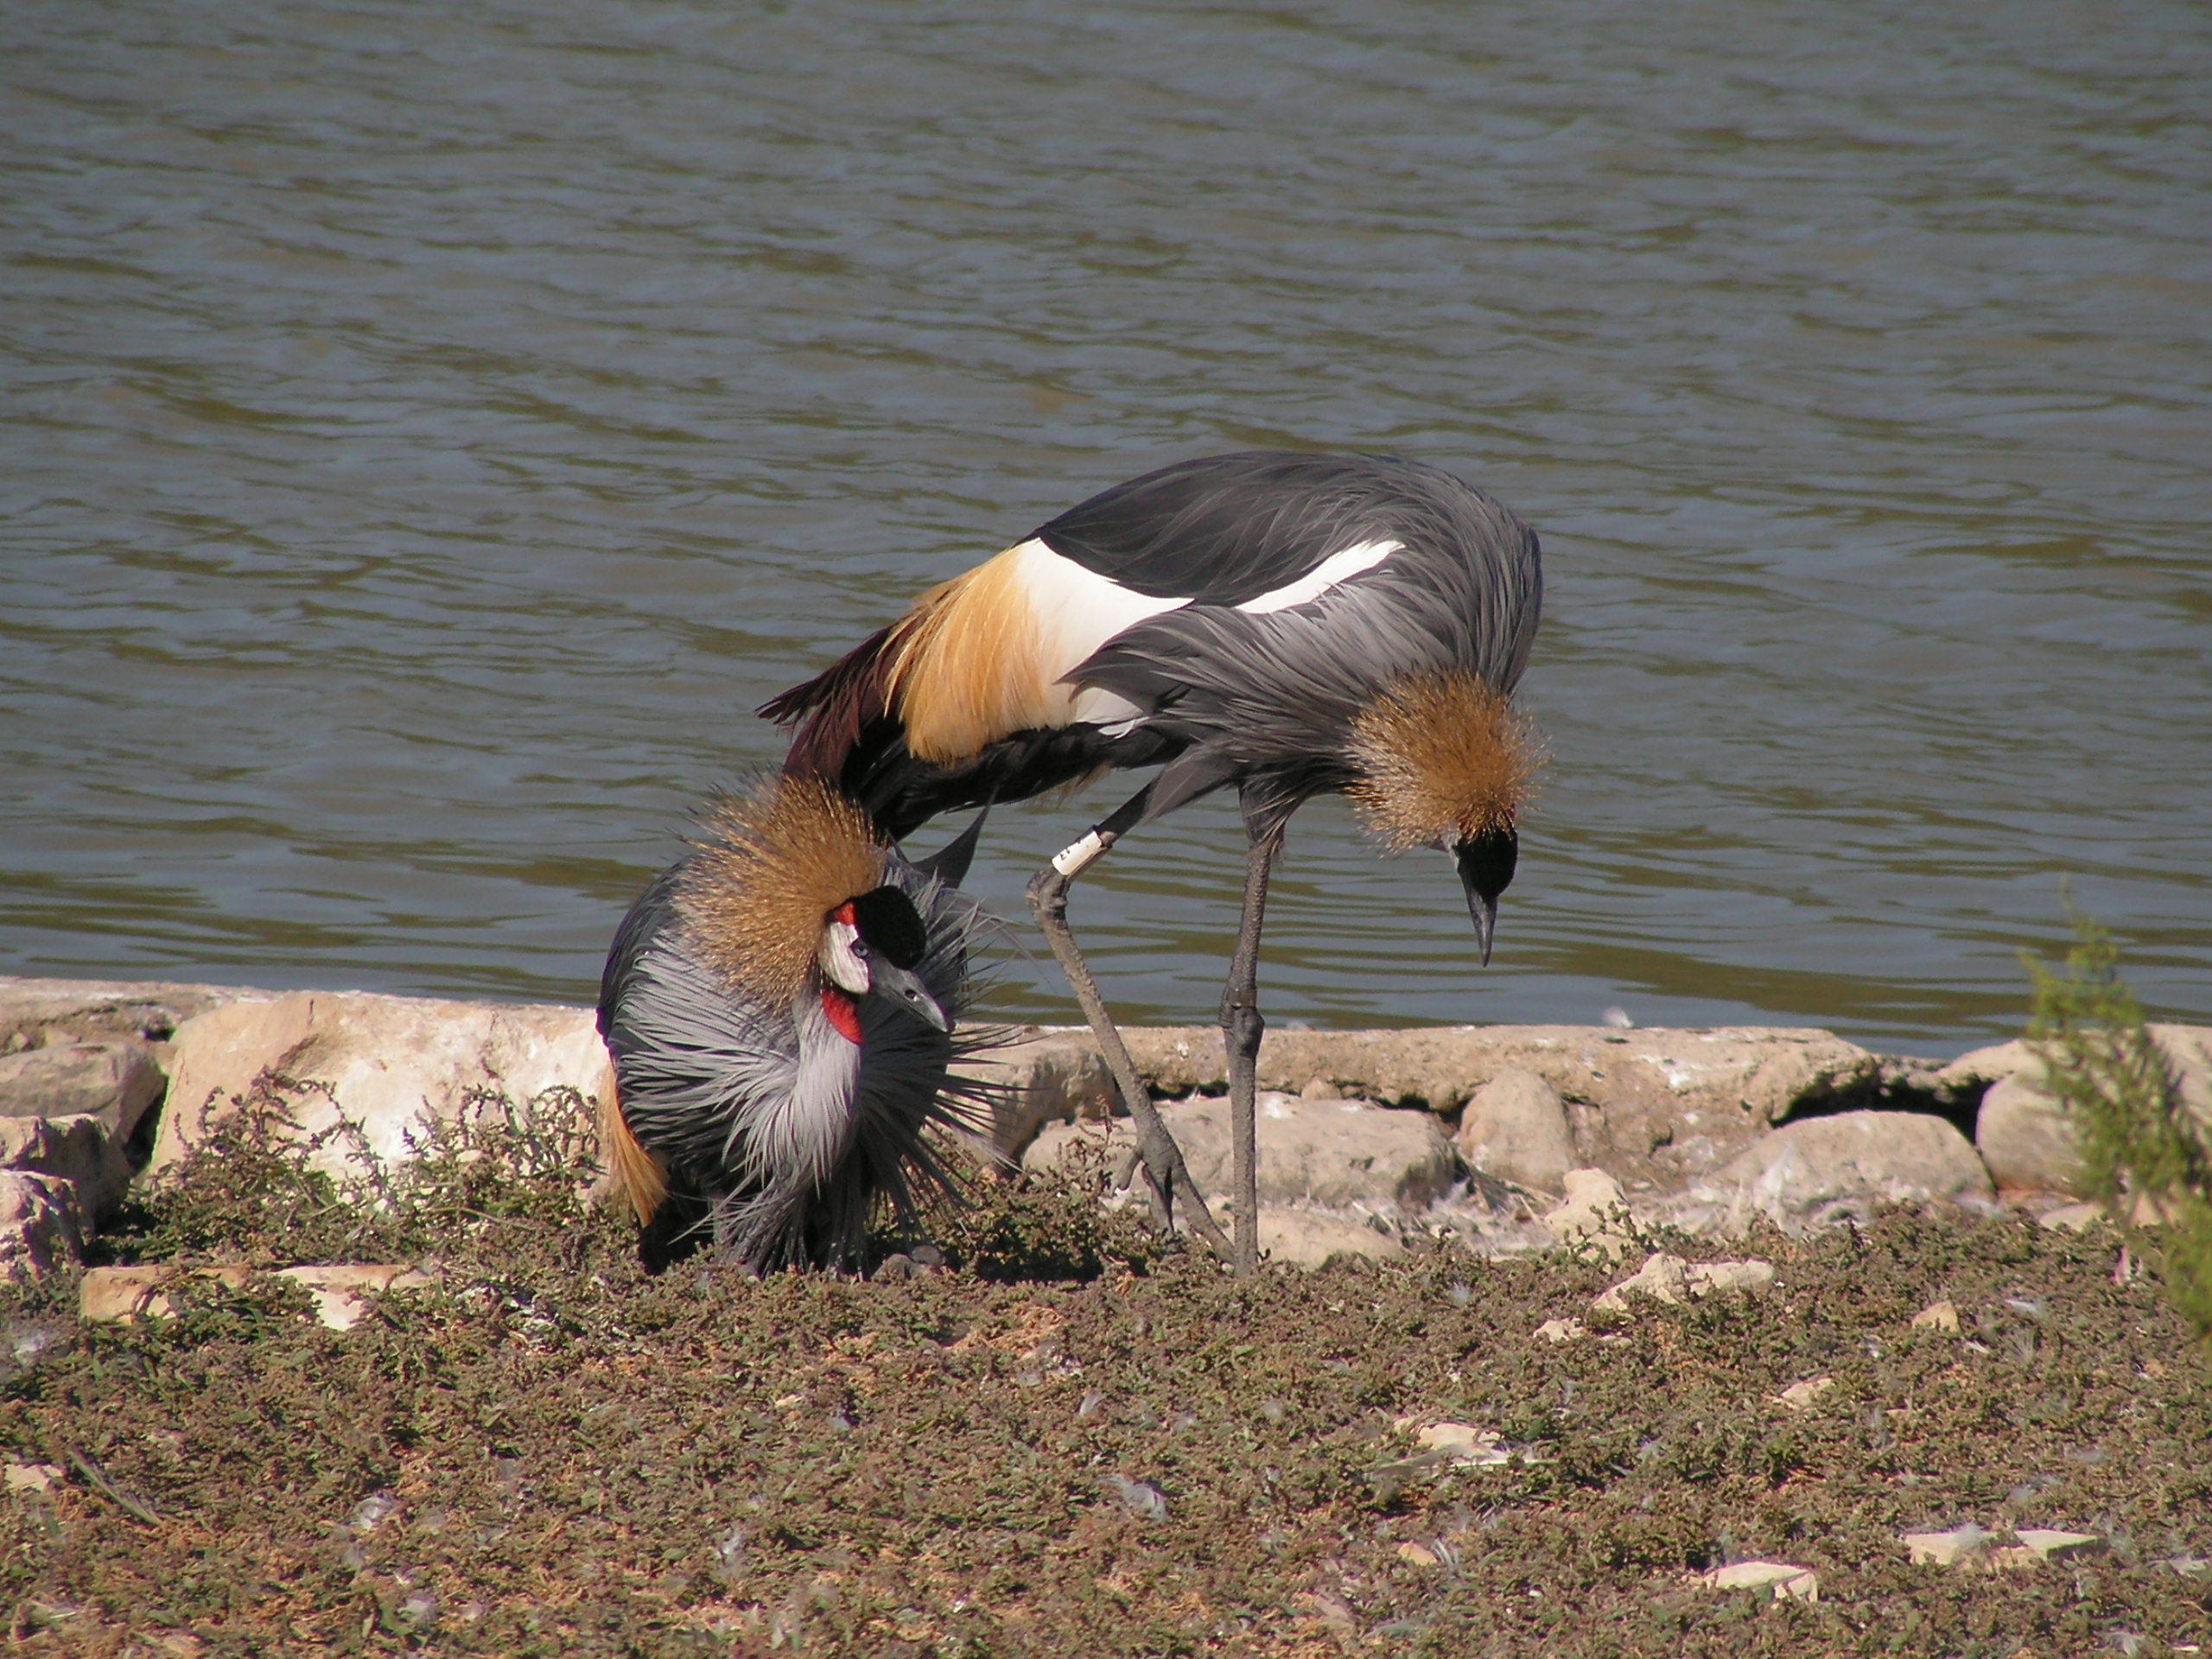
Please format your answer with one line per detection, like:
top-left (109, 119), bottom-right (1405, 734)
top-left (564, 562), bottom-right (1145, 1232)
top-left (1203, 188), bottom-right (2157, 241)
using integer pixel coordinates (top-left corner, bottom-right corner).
top-left (5, 975), bottom-right (2204, 1275)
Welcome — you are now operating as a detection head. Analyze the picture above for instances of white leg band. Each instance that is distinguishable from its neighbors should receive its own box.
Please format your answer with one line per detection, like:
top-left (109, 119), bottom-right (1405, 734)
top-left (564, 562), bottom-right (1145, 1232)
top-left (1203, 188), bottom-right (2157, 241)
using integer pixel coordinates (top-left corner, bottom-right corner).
top-left (1052, 830), bottom-right (1109, 879)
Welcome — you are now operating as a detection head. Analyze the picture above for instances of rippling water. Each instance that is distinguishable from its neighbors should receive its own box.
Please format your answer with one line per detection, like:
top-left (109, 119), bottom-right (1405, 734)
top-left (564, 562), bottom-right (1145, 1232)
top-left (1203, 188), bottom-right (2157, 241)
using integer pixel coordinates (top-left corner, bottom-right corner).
top-left (5, 1), bottom-right (2209, 1056)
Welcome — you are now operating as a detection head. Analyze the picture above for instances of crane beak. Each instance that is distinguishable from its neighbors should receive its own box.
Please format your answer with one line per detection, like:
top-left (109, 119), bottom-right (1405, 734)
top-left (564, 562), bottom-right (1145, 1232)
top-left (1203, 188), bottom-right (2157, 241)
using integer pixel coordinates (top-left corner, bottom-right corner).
top-left (869, 960), bottom-right (950, 1032)
top-left (1463, 879), bottom-right (1498, 969)
top-left (1453, 830), bottom-right (1517, 970)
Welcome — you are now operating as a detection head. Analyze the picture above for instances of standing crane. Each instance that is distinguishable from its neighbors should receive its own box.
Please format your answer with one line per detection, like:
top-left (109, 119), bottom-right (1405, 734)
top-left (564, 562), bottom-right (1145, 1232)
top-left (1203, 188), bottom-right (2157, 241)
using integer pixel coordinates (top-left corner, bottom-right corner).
top-left (595, 775), bottom-right (995, 1272)
top-left (761, 450), bottom-right (1544, 1274)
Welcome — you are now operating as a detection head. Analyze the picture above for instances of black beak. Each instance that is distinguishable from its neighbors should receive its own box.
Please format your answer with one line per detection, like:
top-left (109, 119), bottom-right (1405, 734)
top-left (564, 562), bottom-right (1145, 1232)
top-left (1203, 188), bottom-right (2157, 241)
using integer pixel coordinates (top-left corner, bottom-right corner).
top-left (1453, 829), bottom-right (1517, 969)
top-left (1461, 872), bottom-right (1498, 968)
top-left (869, 960), bottom-right (950, 1032)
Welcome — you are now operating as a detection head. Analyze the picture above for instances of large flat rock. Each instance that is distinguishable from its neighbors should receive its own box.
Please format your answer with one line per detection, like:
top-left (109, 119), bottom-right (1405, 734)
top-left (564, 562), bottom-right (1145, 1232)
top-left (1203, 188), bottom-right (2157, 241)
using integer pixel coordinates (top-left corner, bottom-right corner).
top-left (1672, 1109), bottom-right (1995, 1233)
top-left (1118, 1024), bottom-right (1884, 1193)
top-left (151, 990), bottom-right (614, 1180)
top-left (1027, 1092), bottom-right (1458, 1211)
top-left (0, 976), bottom-right (269, 1048)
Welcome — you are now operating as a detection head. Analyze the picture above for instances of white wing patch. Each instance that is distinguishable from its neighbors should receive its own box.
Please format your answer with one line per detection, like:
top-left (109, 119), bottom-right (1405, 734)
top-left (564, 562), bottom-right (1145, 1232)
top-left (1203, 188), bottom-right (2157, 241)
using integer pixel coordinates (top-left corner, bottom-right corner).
top-left (999, 535), bottom-right (1399, 735)
top-left (1235, 538), bottom-right (1402, 614)
top-left (1011, 537), bottom-right (1190, 693)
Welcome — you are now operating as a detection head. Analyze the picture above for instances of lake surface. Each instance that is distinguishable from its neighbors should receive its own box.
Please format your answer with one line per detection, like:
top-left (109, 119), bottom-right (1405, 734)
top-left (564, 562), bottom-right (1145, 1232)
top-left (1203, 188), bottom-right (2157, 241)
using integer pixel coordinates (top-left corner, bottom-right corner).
top-left (6, 0), bottom-right (2209, 1058)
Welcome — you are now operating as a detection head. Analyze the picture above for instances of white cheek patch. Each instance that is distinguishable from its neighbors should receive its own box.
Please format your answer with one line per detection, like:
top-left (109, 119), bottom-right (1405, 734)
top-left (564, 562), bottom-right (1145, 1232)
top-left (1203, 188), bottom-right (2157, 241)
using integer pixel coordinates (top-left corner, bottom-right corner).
top-left (817, 920), bottom-right (870, 995)
top-left (1235, 538), bottom-right (1401, 613)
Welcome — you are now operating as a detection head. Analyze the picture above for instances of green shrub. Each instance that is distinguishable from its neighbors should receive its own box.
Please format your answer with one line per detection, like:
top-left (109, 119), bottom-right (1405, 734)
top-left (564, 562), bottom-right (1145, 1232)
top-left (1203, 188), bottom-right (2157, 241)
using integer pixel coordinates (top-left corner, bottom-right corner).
top-left (101, 1075), bottom-right (612, 1271)
top-left (2024, 907), bottom-right (2212, 1347)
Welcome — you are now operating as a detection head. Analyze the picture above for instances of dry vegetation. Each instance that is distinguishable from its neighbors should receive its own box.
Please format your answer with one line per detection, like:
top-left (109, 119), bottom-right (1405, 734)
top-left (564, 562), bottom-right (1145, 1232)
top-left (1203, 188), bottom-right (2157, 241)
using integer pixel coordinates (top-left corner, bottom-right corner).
top-left (1, 1083), bottom-right (2207, 1656)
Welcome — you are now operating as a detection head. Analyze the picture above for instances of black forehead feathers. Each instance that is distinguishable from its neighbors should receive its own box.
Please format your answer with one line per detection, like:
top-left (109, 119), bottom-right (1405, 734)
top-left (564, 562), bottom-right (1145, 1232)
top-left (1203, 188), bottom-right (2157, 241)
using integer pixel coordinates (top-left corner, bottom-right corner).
top-left (848, 885), bottom-right (928, 969)
top-left (1454, 827), bottom-right (1519, 903)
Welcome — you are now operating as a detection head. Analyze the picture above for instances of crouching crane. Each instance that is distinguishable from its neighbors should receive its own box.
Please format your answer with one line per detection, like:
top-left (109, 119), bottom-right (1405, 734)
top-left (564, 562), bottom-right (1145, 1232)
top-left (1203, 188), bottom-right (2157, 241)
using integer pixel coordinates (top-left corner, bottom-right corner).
top-left (760, 450), bottom-right (1544, 1274)
top-left (595, 775), bottom-right (995, 1272)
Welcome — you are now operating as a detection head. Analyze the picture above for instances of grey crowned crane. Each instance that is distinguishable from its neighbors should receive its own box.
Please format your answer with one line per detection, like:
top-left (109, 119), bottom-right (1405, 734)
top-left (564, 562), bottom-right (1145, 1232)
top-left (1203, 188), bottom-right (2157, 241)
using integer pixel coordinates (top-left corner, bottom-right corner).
top-left (761, 450), bottom-right (1545, 1274)
top-left (595, 775), bottom-right (996, 1273)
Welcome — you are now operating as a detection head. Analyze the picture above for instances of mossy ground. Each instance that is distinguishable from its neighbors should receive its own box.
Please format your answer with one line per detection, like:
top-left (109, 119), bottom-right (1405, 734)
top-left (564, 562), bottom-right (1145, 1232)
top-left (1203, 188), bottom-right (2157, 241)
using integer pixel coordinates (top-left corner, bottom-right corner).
top-left (3, 1093), bottom-right (2209, 1656)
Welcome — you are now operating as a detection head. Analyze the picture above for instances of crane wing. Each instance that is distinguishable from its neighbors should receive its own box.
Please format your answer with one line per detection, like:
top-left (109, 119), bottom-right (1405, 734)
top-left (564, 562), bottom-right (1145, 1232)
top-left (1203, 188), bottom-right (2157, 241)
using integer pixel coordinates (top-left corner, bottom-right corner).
top-left (1032, 450), bottom-right (1432, 605)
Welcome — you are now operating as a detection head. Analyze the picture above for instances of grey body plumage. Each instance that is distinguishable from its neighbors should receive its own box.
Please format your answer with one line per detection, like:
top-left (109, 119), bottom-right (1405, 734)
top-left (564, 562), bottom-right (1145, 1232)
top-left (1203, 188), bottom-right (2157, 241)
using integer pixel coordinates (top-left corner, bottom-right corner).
top-left (1066, 456), bottom-right (1541, 833)
top-left (761, 452), bottom-right (1545, 1274)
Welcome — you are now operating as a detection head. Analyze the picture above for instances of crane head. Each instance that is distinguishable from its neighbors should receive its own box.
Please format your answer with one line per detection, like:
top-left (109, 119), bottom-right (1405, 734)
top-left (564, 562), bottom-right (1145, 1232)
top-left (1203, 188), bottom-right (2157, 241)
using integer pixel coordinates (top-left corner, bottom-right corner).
top-left (1453, 826), bottom-right (1518, 968)
top-left (1344, 671), bottom-right (1542, 969)
top-left (817, 886), bottom-right (950, 1031)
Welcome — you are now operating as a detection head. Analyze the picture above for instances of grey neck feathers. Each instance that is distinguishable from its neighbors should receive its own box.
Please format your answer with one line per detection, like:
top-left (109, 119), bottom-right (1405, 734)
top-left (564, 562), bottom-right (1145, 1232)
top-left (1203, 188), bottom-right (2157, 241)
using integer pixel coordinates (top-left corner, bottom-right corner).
top-left (744, 973), bottom-right (861, 1190)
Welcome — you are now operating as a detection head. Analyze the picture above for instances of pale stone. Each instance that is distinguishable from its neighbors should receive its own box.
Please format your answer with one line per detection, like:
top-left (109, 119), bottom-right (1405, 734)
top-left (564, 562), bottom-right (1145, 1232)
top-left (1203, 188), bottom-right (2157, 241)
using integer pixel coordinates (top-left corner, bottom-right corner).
top-left (151, 991), bottom-right (615, 1181)
top-left (0, 1042), bottom-right (165, 1139)
top-left (0, 1172), bottom-right (84, 1279)
top-left (1256, 1210), bottom-right (1405, 1268)
top-left (79, 1262), bottom-right (432, 1328)
top-left (1025, 1093), bottom-right (1456, 1211)
top-left (1904, 1524), bottom-right (1990, 1567)
top-left (2015, 1529), bottom-right (2104, 1562)
top-left (1977, 1073), bottom-right (2086, 1194)
top-left (1945, 1026), bottom-right (2209, 1104)
top-left (950, 1030), bottom-right (1115, 1158)
top-left (1904, 1524), bottom-right (2101, 1570)
top-left (1593, 1251), bottom-right (1688, 1311)
top-left (1774, 1376), bottom-right (1834, 1409)
top-left (1455, 1067), bottom-right (1573, 1195)
top-left (271, 1264), bottom-right (437, 1331)
top-left (1413, 1423), bottom-right (1512, 1466)
top-left (1934, 1040), bottom-right (2037, 1093)
top-left (2037, 1201), bottom-right (2107, 1232)
top-left (0, 1113), bottom-right (135, 1222)
top-left (1700, 1561), bottom-right (1818, 1601)
top-left (4, 1463), bottom-right (62, 1494)
top-left (1542, 1168), bottom-right (1634, 1258)
top-left (1911, 1300), bottom-right (1961, 1332)
top-left (1593, 1251), bottom-right (1773, 1313)
top-left (1690, 1260), bottom-right (1778, 1296)
top-left (1116, 1022), bottom-right (1887, 1192)
top-left (1956, 1027), bottom-right (2212, 1198)
top-left (2152, 1025), bottom-right (2212, 1120)
top-left (0, 976), bottom-right (264, 1048)
top-left (1395, 1541), bottom-right (1440, 1567)
top-left (1676, 1110), bottom-right (1993, 1231)
top-left (1534, 1318), bottom-right (1585, 1344)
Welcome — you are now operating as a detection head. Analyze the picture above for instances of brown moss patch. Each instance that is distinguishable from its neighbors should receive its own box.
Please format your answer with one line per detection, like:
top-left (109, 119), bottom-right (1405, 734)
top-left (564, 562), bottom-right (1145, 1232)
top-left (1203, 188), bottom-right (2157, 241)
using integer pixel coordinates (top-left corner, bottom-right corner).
top-left (5, 1105), bottom-right (2209, 1656)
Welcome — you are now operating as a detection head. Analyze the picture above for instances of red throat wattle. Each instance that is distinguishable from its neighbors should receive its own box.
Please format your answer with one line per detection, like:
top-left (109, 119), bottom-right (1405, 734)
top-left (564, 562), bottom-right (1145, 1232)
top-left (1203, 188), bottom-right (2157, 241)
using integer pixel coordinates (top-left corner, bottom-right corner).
top-left (820, 986), bottom-right (862, 1045)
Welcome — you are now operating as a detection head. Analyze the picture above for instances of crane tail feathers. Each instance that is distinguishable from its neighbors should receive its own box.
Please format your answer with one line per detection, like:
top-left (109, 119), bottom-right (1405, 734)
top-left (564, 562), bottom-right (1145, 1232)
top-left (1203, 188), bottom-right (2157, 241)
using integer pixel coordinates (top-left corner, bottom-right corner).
top-left (595, 1052), bottom-right (670, 1227)
top-left (911, 807), bottom-right (988, 885)
top-left (758, 620), bottom-right (904, 783)
top-left (762, 547), bottom-right (1068, 796)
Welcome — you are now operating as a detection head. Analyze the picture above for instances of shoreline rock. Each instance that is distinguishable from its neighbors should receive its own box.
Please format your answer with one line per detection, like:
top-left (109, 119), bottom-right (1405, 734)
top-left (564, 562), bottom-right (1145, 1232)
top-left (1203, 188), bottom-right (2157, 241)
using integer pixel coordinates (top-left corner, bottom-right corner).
top-left (149, 988), bottom-right (614, 1179)
top-left (5, 974), bottom-right (2204, 1276)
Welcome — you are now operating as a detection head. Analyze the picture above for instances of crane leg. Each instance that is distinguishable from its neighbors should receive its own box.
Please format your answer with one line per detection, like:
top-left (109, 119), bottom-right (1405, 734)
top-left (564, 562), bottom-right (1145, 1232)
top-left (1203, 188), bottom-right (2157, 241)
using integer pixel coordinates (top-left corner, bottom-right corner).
top-left (1027, 787), bottom-right (1233, 1265)
top-left (1220, 823), bottom-right (1283, 1279)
